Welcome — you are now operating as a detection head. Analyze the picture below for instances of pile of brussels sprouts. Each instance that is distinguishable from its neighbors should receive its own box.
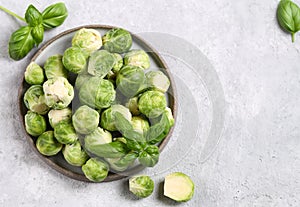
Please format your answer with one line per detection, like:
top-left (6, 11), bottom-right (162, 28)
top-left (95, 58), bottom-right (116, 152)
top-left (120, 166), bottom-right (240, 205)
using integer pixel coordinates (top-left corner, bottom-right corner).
top-left (23, 27), bottom-right (174, 182)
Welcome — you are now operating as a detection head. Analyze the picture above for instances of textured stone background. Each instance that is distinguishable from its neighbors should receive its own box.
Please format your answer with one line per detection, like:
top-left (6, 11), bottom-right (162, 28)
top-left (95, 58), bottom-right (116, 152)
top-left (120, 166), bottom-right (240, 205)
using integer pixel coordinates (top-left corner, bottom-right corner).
top-left (1, 0), bottom-right (300, 206)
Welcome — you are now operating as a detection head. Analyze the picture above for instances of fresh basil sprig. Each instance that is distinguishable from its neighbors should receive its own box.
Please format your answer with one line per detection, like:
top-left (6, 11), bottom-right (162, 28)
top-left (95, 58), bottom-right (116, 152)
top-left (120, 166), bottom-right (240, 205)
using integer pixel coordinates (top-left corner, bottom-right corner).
top-left (0, 2), bottom-right (68, 60)
top-left (277, 0), bottom-right (300, 42)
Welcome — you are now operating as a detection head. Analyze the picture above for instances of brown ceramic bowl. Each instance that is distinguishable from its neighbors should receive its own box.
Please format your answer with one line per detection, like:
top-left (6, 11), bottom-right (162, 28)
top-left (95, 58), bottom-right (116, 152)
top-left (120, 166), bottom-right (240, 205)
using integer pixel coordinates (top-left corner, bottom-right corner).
top-left (18, 25), bottom-right (176, 182)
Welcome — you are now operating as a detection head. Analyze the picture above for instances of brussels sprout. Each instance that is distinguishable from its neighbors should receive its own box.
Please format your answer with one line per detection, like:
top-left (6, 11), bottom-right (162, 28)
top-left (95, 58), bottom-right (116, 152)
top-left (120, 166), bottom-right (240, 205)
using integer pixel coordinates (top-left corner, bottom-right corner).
top-left (125, 97), bottom-right (140, 115)
top-left (138, 90), bottom-right (167, 118)
top-left (36, 131), bottom-right (62, 156)
top-left (62, 47), bottom-right (86, 74)
top-left (84, 127), bottom-right (112, 154)
top-left (82, 158), bottom-right (109, 182)
top-left (124, 49), bottom-right (150, 69)
top-left (164, 172), bottom-right (195, 202)
top-left (25, 111), bottom-right (47, 137)
top-left (44, 54), bottom-right (68, 79)
top-left (102, 28), bottom-right (132, 53)
top-left (24, 62), bottom-right (44, 85)
top-left (62, 140), bottom-right (89, 166)
top-left (112, 53), bottom-right (123, 73)
top-left (75, 73), bottom-right (92, 90)
top-left (79, 77), bottom-right (116, 109)
top-left (164, 107), bottom-right (174, 127)
top-left (131, 116), bottom-right (149, 134)
top-left (43, 77), bottom-right (74, 109)
top-left (129, 175), bottom-right (154, 198)
top-left (48, 107), bottom-right (72, 128)
top-left (72, 28), bottom-right (102, 57)
top-left (72, 105), bottom-right (99, 134)
top-left (54, 120), bottom-right (78, 144)
top-left (116, 65), bottom-right (145, 97)
top-left (23, 85), bottom-right (50, 115)
top-left (105, 151), bottom-right (138, 172)
top-left (87, 50), bottom-right (115, 78)
top-left (145, 71), bottom-right (170, 93)
top-left (100, 104), bottom-right (132, 131)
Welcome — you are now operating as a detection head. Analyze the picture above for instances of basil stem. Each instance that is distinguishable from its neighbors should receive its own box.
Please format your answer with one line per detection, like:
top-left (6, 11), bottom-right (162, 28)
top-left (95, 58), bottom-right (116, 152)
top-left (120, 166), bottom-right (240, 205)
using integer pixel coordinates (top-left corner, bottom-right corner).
top-left (0, 6), bottom-right (26, 22)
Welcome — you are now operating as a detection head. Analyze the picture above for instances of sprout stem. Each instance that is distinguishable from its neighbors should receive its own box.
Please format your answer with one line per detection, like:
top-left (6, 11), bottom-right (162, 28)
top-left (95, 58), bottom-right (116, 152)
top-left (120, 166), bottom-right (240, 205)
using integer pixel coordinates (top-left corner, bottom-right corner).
top-left (292, 33), bottom-right (295, 43)
top-left (0, 6), bottom-right (26, 22)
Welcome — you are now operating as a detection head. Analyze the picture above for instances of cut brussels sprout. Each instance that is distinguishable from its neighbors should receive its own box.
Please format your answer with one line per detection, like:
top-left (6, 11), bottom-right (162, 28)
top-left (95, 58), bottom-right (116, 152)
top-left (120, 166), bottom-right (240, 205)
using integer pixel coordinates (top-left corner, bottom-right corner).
top-left (23, 85), bottom-right (49, 115)
top-left (145, 71), bottom-right (170, 93)
top-left (24, 62), bottom-right (44, 85)
top-left (43, 77), bottom-right (74, 109)
top-left (112, 53), bottom-right (123, 73)
top-left (102, 28), bottom-right (132, 53)
top-left (75, 73), bottom-right (92, 90)
top-left (48, 107), bottom-right (72, 128)
top-left (87, 50), bottom-right (115, 78)
top-left (131, 116), bottom-right (149, 134)
top-left (72, 28), bottom-right (102, 57)
top-left (25, 111), bottom-right (46, 137)
top-left (125, 97), bottom-right (140, 115)
top-left (62, 47), bottom-right (86, 74)
top-left (138, 90), bottom-right (167, 118)
top-left (54, 120), bottom-right (78, 144)
top-left (44, 54), bottom-right (68, 79)
top-left (124, 49), bottom-right (150, 69)
top-left (36, 131), bottom-right (62, 156)
top-left (82, 158), bottom-right (109, 182)
top-left (72, 105), bottom-right (99, 134)
top-left (129, 175), bottom-right (154, 198)
top-left (79, 77), bottom-right (116, 109)
top-left (116, 65), bottom-right (145, 97)
top-left (164, 172), bottom-right (195, 202)
top-left (62, 140), bottom-right (89, 166)
top-left (100, 104), bottom-right (132, 131)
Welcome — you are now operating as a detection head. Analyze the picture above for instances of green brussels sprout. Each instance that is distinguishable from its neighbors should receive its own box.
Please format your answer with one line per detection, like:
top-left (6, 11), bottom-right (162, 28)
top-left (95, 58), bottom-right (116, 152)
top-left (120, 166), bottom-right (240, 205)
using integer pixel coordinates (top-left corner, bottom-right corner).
top-left (48, 107), bottom-right (72, 128)
top-left (100, 104), bottom-right (132, 131)
top-left (24, 62), bottom-right (44, 85)
top-left (124, 49), bottom-right (150, 69)
top-left (102, 28), bottom-right (132, 53)
top-left (36, 131), bottom-right (62, 156)
top-left (54, 120), bottom-right (78, 144)
top-left (72, 28), bottom-right (102, 57)
top-left (138, 90), bottom-right (167, 118)
top-left (105, 151), bottom-right (138, 172)
top-left (82, 158), bottom-right (109, 182)
top-left (164, 107), bottom-right (175, 127)
top-left (62, 47), bottom-right (87, 74)
top-left (112, 53), bottom-right (123, 73)
top-left (84, 127), bottom-right (112, 147)
top-left (145, 71), bottom-right (170, 93)
top-left (72, 105), bottom-right (99, 134)
top-left (131, 116), bottom-right (149, 134)
top-left (129, 175), bottom-right (154, 198)
top-left (75, 73), bottom-right (92, 90)
top-left (79, 77), bottom-right (116, 109)
top-left (44, 54), bottom-right (68, 79)
top-left (23, 85), bottom-right (50, 115)
top-left (164, 172), bottom-right (195, 202)
top-left (62, 140), bottom-right (89, 166)
top-left (87, 50), bottom-right (115, 78)
top-left (125, 97), bottom-right (140, 115)
top-left (116, 65), bottom-right (145, 97)
top-left (25, 111), bottom-right (47, 137)
top-left (43, 77), bottom-right (74, 109)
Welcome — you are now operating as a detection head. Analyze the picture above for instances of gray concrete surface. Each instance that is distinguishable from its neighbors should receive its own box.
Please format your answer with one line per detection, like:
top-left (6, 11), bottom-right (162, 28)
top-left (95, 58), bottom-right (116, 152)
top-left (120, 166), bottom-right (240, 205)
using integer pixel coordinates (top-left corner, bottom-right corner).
top-left (0, 0), bottom-right (300, 206)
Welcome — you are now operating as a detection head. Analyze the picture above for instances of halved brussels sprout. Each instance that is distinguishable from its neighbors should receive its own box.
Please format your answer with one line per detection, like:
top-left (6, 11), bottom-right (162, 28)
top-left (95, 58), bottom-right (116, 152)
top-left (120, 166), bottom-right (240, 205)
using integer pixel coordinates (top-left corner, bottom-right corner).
top-left (23, 85), bottom-right (49, 115)
top-left (43, 77), bottom-right (74, 109)
top-left (44, 54), bottom-right (68, 79)
top-left (72, 105), bottom-right (99, 134)
top-left (24, 62), bottom-right (44, 85)
top-left (62, 140), bottom-right (89, 166)
top-left (62, 47), bottom-right (86, 74)
top-left (145, 71), bottom-right (170, 93)
top-left (112, 53), bottom-right (123, 73)
top-left (72, 28), bottom-right (102, 57)
top-left (125, 97), bottom-right (140, 115)
top-left (48, 107), bottom-right (72, 128)
top-left (124, 49), bottom-right (150, 69)
top-left (102, 28), bottom-right (132, 53)
top-left (129, 175), bottom-right (154, 198)
top-left (75, 73), bottom-right (92, 90)
top-left (138, 90), bottom-right (167, 118)
top-left (131, 116), bottom-right (149, 134)
top-left (84, 127), bottom-right (112, 151)
top-left (79, 77), bottom-right (116, 109)
top-left (82, 158), bottom-right (109, 182)
top-left (54, 120), bottom-right (78, 144)
top-left (25, 111), bottom-right (47, 137)
top-left (36, 131), bottom-right (62, 156)
top-left (100, 104), bottom-right (132, 131)
top-left (87, 50), bottom-right (115, 78)
top-left (116, 65), bottom-right (145, 97)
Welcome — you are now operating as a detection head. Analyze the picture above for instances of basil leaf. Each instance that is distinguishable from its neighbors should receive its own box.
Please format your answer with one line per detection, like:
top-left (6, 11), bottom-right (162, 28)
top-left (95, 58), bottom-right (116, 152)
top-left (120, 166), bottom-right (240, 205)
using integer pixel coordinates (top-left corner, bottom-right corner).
top-left (31, 24), bottom-right (44, 45)
top-left (85, 141), bottom-right (129, 158)
top-left (42, 2), bottom-right (68, 29)
top-left (113, 151), bottom-right (138, 169)
top-left (25, 5), bottom-right (43, 26)
top-left (138, 145), bottom-right (160, 167)
top-left (9, 26), bottom-right (35, 60)
top-left (277, 0), bottom-right (300, 42)
top-left (126, 139), bottom-right (146, 151)
top-left (146, 113), bottom-right (169, 144)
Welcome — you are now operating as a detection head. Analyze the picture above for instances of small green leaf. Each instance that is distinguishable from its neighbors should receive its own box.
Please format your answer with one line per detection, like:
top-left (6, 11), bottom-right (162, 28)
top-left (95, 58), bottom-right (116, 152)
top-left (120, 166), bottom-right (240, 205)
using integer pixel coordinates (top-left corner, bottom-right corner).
top-left (85, 141), bottom-right (129, 158)
top-left (25, 5), bottom-right (43, 26)
top-left (42, 2), bottom-right (68, 29)
top-left (146, 113), bottom-right (169, 144)
top-left (138, 145), bottom-right (160, 167)
top-left (31, 24), bottom-right (44, 45)
top-left (113, 151), bottom-right (138, 168)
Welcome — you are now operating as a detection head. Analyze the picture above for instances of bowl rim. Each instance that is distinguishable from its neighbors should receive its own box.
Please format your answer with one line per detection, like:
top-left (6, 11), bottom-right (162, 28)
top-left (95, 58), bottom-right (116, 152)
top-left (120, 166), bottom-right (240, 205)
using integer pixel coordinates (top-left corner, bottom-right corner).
top-left (18, 24), bottom-right (177, 182)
